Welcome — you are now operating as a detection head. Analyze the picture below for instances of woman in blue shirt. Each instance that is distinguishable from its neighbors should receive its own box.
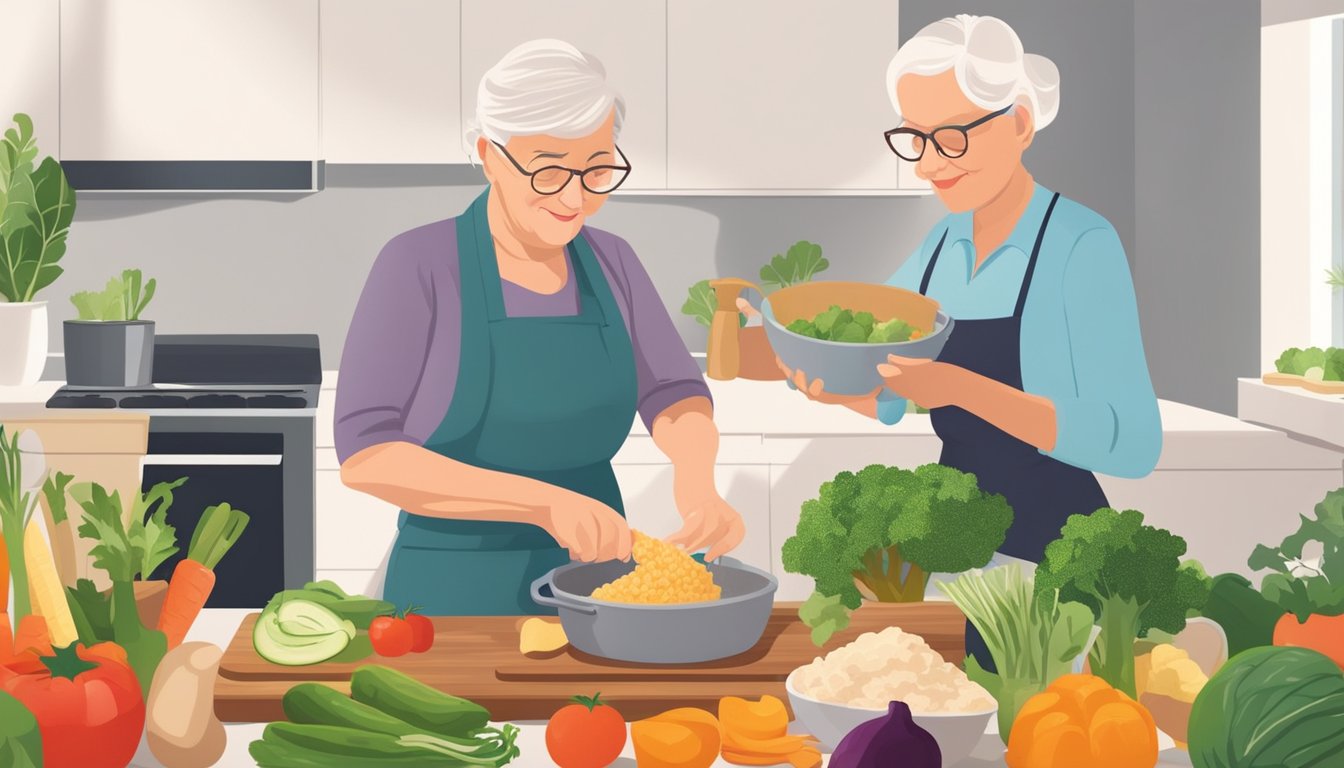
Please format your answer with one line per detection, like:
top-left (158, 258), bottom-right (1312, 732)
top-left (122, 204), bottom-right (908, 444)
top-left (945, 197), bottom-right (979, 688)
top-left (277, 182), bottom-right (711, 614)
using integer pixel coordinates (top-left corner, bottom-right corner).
top-left (784, 15), bottom-right (1162, 568)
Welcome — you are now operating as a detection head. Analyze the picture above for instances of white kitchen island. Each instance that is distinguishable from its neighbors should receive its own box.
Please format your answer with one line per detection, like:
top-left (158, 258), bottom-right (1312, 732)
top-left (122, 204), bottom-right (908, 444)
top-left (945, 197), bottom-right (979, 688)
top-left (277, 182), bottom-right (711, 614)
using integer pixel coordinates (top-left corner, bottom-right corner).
top-left (123, 609), bottom-right (1192, 768)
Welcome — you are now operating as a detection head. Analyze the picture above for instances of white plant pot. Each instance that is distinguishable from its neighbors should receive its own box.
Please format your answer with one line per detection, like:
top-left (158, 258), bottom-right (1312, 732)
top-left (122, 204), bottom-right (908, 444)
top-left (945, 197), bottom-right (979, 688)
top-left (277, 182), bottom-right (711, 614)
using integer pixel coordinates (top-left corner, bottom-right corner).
top-left (0, 301), bottom-right (49, 386)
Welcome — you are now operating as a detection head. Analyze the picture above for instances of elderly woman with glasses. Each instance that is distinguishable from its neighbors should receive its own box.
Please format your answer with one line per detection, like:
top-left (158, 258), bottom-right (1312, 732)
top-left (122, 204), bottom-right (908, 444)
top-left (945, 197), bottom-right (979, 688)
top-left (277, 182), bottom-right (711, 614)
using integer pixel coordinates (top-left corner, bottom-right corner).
top-left (783, 14), bottom-right (1161, 657)
top-left (335, 39), bottom-right (744, 615)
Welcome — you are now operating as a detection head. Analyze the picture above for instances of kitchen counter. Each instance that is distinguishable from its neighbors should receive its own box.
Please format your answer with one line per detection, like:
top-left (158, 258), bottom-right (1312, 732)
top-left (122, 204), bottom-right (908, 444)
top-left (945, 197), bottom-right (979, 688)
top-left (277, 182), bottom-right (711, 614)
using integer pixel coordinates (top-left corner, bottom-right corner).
top-left (131, 609), bottom-right (1194, 768)
top-left (1238, 377), bottom-right (1344, 450)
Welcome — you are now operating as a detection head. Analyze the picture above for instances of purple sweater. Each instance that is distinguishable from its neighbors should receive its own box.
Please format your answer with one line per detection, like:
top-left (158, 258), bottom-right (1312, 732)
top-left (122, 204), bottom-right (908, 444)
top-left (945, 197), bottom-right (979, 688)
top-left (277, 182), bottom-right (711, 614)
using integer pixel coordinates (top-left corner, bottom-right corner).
top-left (334, 218), bottom-right (711, 464)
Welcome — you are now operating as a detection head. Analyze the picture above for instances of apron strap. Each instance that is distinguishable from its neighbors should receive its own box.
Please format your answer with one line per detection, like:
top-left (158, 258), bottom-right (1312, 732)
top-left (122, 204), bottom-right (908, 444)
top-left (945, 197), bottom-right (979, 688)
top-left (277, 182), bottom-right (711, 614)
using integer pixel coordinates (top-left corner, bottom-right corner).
top-left (918, 229), bottom-right (949, 296)
top-left (1013, 192), bottom-right (1062, 319)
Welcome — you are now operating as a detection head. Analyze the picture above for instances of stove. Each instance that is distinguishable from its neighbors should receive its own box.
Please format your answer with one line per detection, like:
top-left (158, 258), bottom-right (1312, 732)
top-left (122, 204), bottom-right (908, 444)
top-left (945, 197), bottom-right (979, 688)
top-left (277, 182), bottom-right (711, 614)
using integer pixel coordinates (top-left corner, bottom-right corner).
top-left (47, 334), bottom-right (321, 410)
top-left (46, 334), bottom-right (321, 607)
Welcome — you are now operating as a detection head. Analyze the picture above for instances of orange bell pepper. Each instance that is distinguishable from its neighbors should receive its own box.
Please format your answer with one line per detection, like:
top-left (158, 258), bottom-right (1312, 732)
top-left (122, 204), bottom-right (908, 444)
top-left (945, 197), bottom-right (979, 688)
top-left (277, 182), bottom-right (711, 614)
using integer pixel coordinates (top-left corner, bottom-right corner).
top-left (1007, 674), bottom-right (1158, 768)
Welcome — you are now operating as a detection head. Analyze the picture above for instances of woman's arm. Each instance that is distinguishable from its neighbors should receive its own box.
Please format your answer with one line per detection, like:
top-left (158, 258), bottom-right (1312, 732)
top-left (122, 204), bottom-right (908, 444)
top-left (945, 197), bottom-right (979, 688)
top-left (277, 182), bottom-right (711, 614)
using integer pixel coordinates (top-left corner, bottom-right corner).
top-left (882, 226), bottom-right (1162, 475)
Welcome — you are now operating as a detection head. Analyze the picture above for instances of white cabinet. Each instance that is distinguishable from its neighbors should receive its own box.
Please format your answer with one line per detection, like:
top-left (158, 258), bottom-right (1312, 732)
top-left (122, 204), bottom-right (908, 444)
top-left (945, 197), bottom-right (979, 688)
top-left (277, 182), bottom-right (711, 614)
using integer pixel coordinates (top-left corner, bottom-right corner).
top-left (0, 0), bottom-right (61, 157)
top-left (459, 0), bottom-right (667, 189)
top-left (60, 0), bottom-right (320, 161)
top-left (321, 0), bottom-right (463, 163)
top-left (667, 0), bottom-right (926, 193)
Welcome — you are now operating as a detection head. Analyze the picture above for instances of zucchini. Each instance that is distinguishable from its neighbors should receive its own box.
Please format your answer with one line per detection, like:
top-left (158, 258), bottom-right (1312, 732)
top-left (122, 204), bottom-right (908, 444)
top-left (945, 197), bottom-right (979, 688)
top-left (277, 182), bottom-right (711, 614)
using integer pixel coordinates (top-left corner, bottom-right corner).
top-left (254, 722), bottom-right (520, 767)
top-left (350, 665), bottom-right (490, 738)
top-left (283, 683), bottom-right (419, 736)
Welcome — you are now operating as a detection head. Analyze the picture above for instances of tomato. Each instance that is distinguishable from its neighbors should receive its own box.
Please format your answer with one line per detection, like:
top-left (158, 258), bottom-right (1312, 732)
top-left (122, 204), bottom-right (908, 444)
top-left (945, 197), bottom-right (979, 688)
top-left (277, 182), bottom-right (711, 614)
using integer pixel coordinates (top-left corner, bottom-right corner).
top-left (405, 612), bottom-right (435, 653)
top-left (1, 642), bottom-right (145, 768)
top-left (369, 616), bottom-right (414, 657)
top-left (546, 692), bottom-right (627, 768)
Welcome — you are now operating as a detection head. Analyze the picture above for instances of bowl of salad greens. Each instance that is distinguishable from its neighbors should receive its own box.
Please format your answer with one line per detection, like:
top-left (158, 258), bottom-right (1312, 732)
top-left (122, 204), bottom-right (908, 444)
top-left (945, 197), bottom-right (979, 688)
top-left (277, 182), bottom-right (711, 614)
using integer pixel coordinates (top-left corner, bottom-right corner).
top-left (762, 281), bottom-right (953, 396)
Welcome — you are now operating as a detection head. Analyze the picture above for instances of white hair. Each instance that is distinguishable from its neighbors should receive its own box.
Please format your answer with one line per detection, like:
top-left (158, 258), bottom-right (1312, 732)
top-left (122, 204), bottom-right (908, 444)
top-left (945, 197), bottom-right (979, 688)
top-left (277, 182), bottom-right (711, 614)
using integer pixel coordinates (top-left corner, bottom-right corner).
top-left (464, 39), bottom-right (625, 158)
top-left (886, 15), bottom-right (1060, 130)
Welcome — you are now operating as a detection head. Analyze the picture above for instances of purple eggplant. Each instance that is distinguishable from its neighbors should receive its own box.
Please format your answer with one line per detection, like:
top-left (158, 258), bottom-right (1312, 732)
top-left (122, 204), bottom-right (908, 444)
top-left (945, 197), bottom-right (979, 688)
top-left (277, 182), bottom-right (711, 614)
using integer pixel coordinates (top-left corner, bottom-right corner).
top-left (829, 700), bottom-right (941, 768)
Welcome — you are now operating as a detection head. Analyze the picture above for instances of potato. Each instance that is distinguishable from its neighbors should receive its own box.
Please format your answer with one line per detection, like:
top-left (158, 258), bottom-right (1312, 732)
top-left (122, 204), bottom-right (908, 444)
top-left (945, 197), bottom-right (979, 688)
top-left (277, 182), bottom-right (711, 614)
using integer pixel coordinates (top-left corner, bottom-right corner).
top-left (147, 642), bottom-right (227, 768)
top-left (519, 618), bottom-right (568, 656)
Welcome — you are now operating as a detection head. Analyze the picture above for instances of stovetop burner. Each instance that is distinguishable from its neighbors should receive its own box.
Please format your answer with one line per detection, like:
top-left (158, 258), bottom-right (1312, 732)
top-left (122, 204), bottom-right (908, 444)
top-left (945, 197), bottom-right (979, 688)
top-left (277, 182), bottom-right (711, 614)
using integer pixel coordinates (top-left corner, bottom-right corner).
top-left (46, 334), bottom-right (321, 411)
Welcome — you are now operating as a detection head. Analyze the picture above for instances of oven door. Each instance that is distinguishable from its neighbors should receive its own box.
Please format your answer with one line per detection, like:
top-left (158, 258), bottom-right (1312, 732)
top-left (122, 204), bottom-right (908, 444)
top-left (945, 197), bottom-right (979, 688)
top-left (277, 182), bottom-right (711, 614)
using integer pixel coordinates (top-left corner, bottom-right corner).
top-left (140, 432), bottom-right (284, 608)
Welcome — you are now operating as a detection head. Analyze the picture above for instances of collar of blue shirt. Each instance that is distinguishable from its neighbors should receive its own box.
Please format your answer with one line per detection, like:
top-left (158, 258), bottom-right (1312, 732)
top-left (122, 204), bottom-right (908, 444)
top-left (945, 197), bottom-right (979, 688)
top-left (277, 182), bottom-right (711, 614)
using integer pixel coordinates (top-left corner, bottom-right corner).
top-left (942, 182), bottom-right (1056, 277)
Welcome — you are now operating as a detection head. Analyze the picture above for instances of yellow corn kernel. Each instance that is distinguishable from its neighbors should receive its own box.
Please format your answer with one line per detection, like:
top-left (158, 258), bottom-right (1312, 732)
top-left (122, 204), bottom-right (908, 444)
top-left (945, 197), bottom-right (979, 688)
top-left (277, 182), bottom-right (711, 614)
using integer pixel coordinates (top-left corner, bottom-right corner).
top-left (590, 531), bottom-right (721, 604)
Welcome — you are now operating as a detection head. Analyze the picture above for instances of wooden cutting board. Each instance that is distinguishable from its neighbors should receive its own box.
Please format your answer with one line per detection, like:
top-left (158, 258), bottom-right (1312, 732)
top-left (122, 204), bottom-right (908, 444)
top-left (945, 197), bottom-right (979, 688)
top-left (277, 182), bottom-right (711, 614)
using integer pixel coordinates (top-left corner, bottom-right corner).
top-left (215, 602), bottom-right (965, 723)
top-left (1263, 371), bottom-right (1344, 394)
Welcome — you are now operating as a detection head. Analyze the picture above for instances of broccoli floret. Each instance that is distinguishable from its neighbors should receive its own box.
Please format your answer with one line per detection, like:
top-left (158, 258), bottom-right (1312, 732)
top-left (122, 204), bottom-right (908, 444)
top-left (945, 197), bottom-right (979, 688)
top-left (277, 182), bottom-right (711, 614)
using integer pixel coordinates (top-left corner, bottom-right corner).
top-left (782, 463), bottom-right (1012, 644)
top-left (1325, 348), bottom-right (1344, 381)
top-left (1033, 508), bottom-right (1210, 698)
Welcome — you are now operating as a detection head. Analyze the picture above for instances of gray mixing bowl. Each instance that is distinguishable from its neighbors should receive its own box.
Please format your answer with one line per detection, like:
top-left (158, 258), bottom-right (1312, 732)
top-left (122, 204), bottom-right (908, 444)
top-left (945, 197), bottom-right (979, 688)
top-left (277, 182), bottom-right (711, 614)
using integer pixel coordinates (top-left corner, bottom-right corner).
top-left (761, 281), bottom-right (955, 396)
top-left (530, 556), bottom-right (778, 664)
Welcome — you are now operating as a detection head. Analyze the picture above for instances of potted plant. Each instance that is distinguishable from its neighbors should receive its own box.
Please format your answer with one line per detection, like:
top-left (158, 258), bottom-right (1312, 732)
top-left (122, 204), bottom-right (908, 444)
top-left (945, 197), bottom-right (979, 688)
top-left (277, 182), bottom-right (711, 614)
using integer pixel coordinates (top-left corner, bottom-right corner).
top-left (66, 269), bottom-right (158, 387)
top-left (781, 463), bottom-right (1013, 645)
top-left (682, 240), bottom-right (829, 381)
top-left (0, 114), bottom-right (76, 386)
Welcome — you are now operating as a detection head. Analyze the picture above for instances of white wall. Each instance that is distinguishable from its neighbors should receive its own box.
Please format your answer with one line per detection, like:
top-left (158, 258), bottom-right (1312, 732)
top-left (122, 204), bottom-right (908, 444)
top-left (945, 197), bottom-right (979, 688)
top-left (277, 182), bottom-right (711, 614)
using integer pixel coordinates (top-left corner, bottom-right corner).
top-left (1260, 19), bottom-right (1337, 370)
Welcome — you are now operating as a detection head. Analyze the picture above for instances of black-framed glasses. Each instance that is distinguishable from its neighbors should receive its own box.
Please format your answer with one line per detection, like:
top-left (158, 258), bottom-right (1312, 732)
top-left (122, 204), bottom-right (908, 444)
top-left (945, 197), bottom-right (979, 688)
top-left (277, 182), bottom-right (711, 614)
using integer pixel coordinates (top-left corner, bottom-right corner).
top-left (492, 141), bottom-right (632, 195)
top-left (884, 105), bottom-right (1014, 161)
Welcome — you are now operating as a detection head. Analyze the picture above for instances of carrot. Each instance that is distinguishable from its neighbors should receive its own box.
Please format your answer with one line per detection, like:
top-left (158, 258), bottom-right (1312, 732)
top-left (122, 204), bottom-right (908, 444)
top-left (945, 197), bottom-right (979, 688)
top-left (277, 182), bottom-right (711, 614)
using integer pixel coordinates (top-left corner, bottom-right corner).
top-left (157, 503), bottom-right (248, 649)
top-left (0, 533), bottom-right (9, 614)
top-left (13, 614), bottom-right (51, 656)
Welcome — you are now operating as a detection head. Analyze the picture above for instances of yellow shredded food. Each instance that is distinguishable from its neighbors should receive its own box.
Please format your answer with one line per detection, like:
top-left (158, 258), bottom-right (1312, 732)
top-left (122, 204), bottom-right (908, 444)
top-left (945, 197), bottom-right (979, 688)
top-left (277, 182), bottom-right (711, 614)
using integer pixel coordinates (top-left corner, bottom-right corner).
top-left (590, 531), bottom-right (722, 604)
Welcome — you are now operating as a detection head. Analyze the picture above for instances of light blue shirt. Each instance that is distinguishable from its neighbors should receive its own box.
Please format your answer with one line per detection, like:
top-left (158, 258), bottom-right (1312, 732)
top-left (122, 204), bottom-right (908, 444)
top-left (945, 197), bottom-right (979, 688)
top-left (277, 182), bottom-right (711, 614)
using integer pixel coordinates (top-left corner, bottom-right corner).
top-left (882, 183), bottom-right (1162, 479)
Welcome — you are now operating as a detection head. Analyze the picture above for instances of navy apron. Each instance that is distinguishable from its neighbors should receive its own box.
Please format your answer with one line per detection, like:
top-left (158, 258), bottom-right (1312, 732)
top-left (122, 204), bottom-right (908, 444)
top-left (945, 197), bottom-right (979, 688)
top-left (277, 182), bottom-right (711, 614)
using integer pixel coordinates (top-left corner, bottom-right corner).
top-left (382, 190), bottom-right (639, 615)
top-left (919, 192), bottom-right (1109, 670)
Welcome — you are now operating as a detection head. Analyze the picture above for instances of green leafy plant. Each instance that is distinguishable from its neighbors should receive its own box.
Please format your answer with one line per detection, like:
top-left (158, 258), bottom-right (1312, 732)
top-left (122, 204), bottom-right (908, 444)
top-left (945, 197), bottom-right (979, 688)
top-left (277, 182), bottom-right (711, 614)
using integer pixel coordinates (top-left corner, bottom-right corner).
top-left (681, 240), bottom-right (829, 327)
top-left (1248, 487), bottom-right (1344, 622)
top-left (70, 269), bottom-right (157, 321)
top-left (1033, 508), bottom-right (1210, 699)
top-left (1328, 266), bottom-right (1344, 290)
top-left (1274, 346), bottom-right (1344, 382)
top-left (0, 113), bottom-right (75, 303)
top-left (73, 476), bottom-right (187, 699)
top-left (938, 565), bottom-right (1095, 743)
top-left (759, 240), bottom-right (829, 291)
top-left (781, 463), bottom-right (1012, 644)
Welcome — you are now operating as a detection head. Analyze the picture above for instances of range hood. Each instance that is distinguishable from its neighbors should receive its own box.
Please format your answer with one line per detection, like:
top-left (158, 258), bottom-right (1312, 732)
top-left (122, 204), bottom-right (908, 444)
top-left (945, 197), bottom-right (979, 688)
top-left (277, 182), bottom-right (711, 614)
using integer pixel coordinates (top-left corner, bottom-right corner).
top-left (60, 160), bottom-right (325, 193)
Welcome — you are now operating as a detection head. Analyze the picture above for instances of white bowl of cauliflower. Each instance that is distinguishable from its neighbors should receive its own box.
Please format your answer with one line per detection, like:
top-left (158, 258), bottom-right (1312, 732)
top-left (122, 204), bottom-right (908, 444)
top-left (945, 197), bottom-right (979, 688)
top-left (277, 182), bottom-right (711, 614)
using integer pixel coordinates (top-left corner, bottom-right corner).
top-left (786, 626), bottom-right (996, 765)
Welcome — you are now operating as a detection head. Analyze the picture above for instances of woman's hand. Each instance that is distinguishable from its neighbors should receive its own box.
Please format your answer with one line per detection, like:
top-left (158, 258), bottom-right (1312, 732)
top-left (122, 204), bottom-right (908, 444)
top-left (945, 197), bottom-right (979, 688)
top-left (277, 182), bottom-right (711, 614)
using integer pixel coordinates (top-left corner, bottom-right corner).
top-left (776, 357), bottom-right (883, 405)
top-left (666, 486), bottom-right (746, 562)
top-left (540, 491), bottom-right (633, 563)
top-left (877, 355), bottom-right (965, 409)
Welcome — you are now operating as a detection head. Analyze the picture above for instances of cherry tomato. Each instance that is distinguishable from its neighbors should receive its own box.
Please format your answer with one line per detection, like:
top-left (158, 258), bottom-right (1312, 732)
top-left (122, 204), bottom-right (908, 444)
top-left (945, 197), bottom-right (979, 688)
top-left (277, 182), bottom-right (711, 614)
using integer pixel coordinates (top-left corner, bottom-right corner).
top-left (2, 643), bottom-right (146, 768)
top-left (546, 692), bottom-right (627, 768)
top-left (405, 612), bottom-right (435, 653)
top-left (369, 616), bottom-right (414, 657)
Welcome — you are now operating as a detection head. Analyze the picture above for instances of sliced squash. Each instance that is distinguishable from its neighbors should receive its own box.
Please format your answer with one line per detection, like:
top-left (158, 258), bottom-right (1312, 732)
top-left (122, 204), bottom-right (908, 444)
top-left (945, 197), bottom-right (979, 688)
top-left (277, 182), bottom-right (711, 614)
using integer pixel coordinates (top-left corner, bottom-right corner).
top-left (518, 618), bottom-right (568, 656)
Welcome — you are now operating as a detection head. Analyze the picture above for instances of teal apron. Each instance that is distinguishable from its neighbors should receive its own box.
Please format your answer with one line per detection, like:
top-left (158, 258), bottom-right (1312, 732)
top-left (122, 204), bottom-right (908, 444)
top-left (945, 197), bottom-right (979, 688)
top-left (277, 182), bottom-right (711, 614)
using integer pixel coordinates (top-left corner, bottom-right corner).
top-left (382, 190), bottom-right (638, 615)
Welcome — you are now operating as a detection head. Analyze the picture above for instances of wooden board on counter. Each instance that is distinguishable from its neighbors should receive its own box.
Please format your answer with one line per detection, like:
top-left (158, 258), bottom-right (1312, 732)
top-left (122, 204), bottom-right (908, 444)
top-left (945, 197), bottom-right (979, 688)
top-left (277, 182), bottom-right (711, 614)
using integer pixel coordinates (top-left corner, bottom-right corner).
top-left (1263, 371), bottom-right (1344, 395)
top-left (215, 602), bottom-right (965, 722)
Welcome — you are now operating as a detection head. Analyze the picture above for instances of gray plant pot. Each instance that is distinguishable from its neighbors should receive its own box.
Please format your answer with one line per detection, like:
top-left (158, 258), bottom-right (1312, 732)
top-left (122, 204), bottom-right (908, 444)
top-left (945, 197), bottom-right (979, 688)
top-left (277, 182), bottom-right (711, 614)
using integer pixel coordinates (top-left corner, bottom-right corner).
top-left (63, 320), bottom-right (155, 387)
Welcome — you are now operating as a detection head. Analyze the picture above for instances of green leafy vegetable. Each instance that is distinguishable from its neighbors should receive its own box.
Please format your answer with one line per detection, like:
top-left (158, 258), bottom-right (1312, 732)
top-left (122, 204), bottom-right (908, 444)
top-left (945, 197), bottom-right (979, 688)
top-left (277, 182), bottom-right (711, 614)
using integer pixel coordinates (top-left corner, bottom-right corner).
top-left (0, 691), bottom-right (42, 768)
top-left (0, 426), bottom-right (44, 623)
top-left (784, 305), bottom-right (920, 344)
top-left (1197, 573), bottom-right (1282, 656)
top-left (937, 565), bottom-right (1094, 743)
top-left (66, 577), bottom-right (115, 645)
top-left (70, 268), bottom-right (158, 321)
top-left (0, 114), bottom-right (74, 303)
top-left (1248, 486), bottom-right (1344, 622)
top-left (1275, 346), bottom-right (1344, 381)
top-left (798, 590), bottom-right (852, 645)
top-left (1033, 508), bottom-right (1210, 699)
top-left (1187, 646), bottom-right (1344, 768)
top-left (759, 240), bottom-right (829, 290)
top-left (679, 279), bottom-right (745, 329)
top-left (781, 463), bottom-right (1012, 644)
top-left (73, 478), bottom-right (187, 700)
